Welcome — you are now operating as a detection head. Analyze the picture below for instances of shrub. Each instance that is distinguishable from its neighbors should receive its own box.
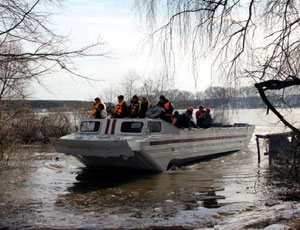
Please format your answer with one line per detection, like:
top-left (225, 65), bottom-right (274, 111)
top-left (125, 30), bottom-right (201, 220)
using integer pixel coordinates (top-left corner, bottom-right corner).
top-left (0, 105), bottom-right (72, 168)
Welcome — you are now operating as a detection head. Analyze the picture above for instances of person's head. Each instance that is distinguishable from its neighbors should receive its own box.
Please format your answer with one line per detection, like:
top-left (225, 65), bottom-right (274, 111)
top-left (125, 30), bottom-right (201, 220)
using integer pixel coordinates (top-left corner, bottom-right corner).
top-left (118, 95), bottom-right (124, 102)
top-left (174, 111), bottom-right (179, 116)
top-left (142, 97), bottom-right (148, 103)
top-left (185, 109), bottom-right (192, 117)
top-left (205, 108), bottom-right (211, 114)
top-left (188, 107), bottom-right (194, 112)
top-left (199, 105), bottom-right (204, 111)
top-left (132, 95), bottom-right (138, 103)
top-left (94, 97), bottom-right (101, 103)
top-left (159, 95), bottom-right (166, 103)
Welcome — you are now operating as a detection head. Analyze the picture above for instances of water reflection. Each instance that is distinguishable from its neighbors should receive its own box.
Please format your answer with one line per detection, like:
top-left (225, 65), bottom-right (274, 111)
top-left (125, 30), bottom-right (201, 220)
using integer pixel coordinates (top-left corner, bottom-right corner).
top-left (69, 169), bottom-right (157, 193)
top-left (52, 166), bottom-right (228, 229)
top-left (61, 156), bottom-right (237, 216)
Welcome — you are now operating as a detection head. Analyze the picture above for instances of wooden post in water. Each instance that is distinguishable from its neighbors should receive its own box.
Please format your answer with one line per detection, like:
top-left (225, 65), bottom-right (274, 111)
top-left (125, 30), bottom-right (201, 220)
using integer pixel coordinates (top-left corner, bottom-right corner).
top-left (256, 135), bottom-right (261, 163)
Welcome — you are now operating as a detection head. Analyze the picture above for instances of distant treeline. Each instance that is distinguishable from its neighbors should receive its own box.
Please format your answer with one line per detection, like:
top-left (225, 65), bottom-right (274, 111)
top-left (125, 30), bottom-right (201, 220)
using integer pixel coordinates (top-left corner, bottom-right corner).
top-left (3, 94), bottom-right (300, 111)
top-left (176, 95), bottom-right (300, 109)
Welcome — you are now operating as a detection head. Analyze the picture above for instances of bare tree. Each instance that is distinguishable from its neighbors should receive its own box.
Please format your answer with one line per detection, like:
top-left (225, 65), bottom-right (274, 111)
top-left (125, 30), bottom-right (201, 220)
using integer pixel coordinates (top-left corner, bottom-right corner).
top-left (101, 84), bottom-right (121, 104)
top-left (0, 0), bottom-right (106, 100)
top-left (154, 68), bottom-right (176, 97)
top-left (134, 0), bottom-right (300, 136)
top-left (123, 71), bottom-right (141, 101)
top-left (0, 0), bottom-right (105, 166)
top-left (140, 78), bottom-right (155, 97)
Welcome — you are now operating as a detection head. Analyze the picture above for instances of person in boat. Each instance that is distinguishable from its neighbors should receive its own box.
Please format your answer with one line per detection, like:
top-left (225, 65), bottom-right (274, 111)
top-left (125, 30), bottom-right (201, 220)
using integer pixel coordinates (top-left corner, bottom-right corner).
top-left (157, 95), bottom-right (174, 123)
top-left (171, 111), bottom-right (179, 125)
top-left (197, 108), bottom-right (213, 128)
top-left (138, 96), bottom-right (152, 118)
top-left (112, 95), bottom-right (129, 118)
top-left (174, 109), bottom-right (197, 129)
top-left (129, 95), bottom-right (141, 118)
top-left (188, 106), bottom-right (194, 120)
top-left (187, 107), bottom-right (197, 128)
top-left (195, 105), bottom-right (205, 120)
top-left (91, 97), bottom-right (106, 119)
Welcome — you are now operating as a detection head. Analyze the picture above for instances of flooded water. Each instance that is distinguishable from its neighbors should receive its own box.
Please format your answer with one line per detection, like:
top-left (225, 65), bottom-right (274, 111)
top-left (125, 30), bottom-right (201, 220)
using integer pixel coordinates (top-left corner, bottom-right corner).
top-left (0, 108), bottom-right (298, 229)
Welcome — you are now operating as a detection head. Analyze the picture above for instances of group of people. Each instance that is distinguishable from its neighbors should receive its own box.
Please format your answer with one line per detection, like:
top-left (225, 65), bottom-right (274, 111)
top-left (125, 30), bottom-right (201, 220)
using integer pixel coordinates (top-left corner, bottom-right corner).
top-left (92, 95), bottom-right (152, 119)
top-left (91, 95), bottom-right (213, 129)
top-left (171, 106), bottom-right (213, 129)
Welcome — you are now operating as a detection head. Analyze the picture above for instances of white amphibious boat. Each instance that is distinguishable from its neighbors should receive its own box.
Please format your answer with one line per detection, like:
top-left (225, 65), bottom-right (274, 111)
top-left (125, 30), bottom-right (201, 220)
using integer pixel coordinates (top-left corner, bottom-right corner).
top-left (51, 118), bottom-right (255, 171)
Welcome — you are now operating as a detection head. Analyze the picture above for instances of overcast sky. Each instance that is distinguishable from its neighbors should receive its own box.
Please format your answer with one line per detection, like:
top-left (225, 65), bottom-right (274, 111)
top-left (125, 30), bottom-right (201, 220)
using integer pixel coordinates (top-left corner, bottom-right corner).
top-left (30, 0), bottom-right (212, 102)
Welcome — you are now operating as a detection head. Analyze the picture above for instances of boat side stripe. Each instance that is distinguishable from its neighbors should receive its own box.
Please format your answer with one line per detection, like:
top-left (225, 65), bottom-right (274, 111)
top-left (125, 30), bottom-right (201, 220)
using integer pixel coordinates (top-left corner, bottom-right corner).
top-left (149, 134), bottom-right (247, 146)
top-left (111, 119), bottom-right (117, 135)
top-left (105, 119), bottom-right (111, 134)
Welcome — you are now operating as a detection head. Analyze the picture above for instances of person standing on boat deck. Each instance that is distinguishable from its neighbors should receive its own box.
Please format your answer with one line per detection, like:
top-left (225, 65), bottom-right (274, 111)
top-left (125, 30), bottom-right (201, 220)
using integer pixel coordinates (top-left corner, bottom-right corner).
top-left (195, 105), bottom-right (205, 120)
top-left (112, 95), bottom-right (128, 118)
top-left (91, 97), bottom-right (106, 119)
top-left (129, 95), bottom-right (141, 118)
top-left (157, 95), bottom-right (174, 123)
top-left (174, 109), bottom-right (195, 129)
top-left (138, 96), bottom-right (152, 118)
top-left (197, 108), bottom-right (213, 128)
top-left (92, 97), bottom-right (106, 131)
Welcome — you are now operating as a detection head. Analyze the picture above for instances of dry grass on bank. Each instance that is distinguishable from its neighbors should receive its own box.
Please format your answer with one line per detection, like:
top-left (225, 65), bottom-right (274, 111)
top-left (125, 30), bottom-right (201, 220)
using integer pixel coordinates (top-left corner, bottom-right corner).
top-left (0, 106), bottom-right (72, 168)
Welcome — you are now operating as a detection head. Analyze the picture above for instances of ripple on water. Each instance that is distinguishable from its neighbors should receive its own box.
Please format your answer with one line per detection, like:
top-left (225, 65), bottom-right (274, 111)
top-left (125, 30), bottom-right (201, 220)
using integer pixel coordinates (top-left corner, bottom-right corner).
top-left (0, 132), bottom-right (270, 229)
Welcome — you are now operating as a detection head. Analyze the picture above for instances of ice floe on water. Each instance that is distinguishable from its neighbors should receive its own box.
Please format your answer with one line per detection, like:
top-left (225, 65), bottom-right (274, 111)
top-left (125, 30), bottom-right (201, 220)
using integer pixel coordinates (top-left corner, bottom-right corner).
top-left (148, 200), bottom-right (300, 229)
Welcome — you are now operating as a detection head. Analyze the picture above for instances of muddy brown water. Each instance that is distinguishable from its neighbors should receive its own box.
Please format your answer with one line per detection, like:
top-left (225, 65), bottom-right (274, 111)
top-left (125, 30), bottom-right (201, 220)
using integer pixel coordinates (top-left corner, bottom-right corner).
top-left (0, 138), bottom-right (268, 229)
top-left (2, 108), bottom-right (294, 229)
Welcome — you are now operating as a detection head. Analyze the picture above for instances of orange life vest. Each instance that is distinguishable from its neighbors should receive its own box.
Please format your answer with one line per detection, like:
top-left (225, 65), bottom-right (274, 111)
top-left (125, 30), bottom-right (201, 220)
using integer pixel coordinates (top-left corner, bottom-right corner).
top-left (164, 102), bottom-right (173, 116)
top-left (92, 102), bottom-right (106, 117)
top-left (113, 100), bottom-right (125, 116)
top-left (172, 118), bottom-right (177, 125)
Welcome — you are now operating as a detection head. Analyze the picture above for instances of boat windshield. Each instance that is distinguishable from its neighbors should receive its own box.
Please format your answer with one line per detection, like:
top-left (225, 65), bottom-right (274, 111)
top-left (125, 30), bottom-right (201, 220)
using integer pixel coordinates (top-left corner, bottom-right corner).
top-left (121, 122), bottom-right (144, 133)
top-left (80, 121), bottom-right (101, 132)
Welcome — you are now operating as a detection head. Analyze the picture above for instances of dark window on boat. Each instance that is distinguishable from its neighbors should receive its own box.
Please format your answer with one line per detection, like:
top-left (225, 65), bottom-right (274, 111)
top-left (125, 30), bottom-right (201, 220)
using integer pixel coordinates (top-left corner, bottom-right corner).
top-left (147, 121), bottom-right (161, 133)
top-left (80, 121), bottom-right (101, 132)
top-left (121, 122), bottom-right (144, 133)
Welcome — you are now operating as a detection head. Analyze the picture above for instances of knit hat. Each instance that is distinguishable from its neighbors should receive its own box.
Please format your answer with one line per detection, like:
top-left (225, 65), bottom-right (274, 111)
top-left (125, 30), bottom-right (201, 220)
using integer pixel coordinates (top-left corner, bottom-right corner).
top-left (159, 95), bottom-right (166, 100)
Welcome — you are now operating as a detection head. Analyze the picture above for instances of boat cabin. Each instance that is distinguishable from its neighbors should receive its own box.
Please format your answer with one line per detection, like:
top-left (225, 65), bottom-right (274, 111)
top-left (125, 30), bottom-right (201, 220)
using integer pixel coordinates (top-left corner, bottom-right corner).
top-left (79, 118), bottom-right (180, 135)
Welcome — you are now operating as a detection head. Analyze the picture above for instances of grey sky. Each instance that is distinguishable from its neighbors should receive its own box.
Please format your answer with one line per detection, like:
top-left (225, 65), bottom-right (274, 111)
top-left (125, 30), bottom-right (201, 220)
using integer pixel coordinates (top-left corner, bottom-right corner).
top-left (31, 0), bottom-right (211, 101)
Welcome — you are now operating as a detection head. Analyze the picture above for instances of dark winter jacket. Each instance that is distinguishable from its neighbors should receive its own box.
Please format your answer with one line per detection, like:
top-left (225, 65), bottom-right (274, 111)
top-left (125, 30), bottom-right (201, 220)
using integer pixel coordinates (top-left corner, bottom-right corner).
top-left (197, 113), bottom-right (213, 128)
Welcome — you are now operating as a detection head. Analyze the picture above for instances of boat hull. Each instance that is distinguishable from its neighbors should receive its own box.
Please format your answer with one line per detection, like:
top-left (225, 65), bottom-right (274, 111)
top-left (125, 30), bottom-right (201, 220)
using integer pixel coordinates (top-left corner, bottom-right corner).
top-left (51, 123), bottom-right (255, 171)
